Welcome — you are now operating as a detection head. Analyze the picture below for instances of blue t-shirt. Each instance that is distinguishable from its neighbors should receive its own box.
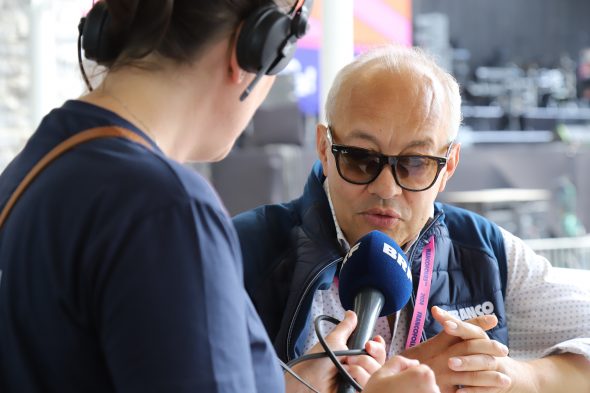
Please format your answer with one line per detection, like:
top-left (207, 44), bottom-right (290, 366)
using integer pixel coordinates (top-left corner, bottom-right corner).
top-left (0, 100), bottom-right (284, 392)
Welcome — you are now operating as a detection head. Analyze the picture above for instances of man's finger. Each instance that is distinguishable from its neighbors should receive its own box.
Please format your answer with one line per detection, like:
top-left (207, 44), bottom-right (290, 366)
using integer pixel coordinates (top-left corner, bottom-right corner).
top-left (465, 313), bottom-right (498, 331)
top-left (402, 308), bottom-right (497, 361)
top-left (448, 339), bottom-right (510, 359)
top-left (432, 306), bottom-right (494, 341)
top-left (448, 354), bottom-right (498, 372)
top-left (450, 370), bottom-right (512, 389)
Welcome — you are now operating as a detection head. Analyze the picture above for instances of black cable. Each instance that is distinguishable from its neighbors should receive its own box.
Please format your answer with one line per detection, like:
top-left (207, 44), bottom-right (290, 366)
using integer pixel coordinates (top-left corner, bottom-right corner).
top-left (279, 314), bottom-right (369, 392)
top-left (278, 358), bottom-right (320, 393)
top-left (287, 349), bottom-right (367, 368)
top-left (314, 315), bottom-right (364, 392)
top-left (77, 17), bottom-right (93, 91)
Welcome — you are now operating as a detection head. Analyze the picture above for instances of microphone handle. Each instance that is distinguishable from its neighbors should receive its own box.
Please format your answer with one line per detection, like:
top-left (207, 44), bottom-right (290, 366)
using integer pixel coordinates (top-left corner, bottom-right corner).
top-left (338, 288), bottom-right (384, 393)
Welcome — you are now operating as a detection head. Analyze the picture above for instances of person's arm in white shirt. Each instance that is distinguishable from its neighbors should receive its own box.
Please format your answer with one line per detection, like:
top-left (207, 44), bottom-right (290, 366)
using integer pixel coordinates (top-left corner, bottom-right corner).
top-left (473, 228), bottom-right (590, 393)
top-left (403, 228), bottom-right (590, 393)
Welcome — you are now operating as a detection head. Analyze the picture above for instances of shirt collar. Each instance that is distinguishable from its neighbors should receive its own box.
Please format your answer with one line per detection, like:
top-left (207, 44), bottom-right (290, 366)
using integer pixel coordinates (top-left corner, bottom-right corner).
top-left (323, 178), bottom-right (351, 251)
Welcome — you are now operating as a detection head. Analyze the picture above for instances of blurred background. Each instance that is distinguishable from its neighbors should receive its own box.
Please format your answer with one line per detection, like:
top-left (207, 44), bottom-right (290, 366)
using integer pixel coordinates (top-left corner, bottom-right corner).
top-left (1, 0), bottom-right (589, 268)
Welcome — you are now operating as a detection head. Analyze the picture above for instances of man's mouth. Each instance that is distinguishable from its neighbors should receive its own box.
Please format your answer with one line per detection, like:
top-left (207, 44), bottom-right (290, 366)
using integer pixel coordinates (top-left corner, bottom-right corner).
top-left (361, 208), bottom-right (401, 228)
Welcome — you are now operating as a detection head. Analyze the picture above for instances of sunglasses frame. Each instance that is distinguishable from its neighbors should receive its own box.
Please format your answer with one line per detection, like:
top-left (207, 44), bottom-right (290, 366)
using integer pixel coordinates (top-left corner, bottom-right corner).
top-left (326, 127), bottom-right (453, 192)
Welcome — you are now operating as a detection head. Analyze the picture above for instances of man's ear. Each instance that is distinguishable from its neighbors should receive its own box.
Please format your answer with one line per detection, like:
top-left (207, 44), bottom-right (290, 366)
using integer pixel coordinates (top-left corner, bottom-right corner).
top-left (316, 124), bottom-right (329, 176)
top-left (438, 142), bottom-right (460, 192)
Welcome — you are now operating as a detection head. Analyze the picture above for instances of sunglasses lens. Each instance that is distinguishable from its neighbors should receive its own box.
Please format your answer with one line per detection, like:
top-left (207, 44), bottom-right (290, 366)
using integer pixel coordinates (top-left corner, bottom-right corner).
top-left (395, 156), bottom-right (439, 190)
top-left (336, 148), bottom-right (382, 184)
top-left (331, 140), bottom-right (445, 191)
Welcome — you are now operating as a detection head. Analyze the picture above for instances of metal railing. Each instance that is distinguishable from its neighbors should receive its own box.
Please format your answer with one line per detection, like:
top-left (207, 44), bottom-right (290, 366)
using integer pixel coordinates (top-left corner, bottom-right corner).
top-left (525, 235), bottom-right (590, 269)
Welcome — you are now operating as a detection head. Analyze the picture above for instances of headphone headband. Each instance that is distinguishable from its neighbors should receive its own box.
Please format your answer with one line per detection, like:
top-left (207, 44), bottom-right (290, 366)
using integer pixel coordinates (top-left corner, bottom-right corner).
top-left (77, 1), bottom-right (311, 98)
top-left (236, 0), bottom-right (310, 100)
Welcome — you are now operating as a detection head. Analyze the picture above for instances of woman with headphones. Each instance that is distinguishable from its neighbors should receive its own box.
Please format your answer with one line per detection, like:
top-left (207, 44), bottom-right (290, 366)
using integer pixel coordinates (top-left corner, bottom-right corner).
top-left (0, 1), bottom-right (440, 392)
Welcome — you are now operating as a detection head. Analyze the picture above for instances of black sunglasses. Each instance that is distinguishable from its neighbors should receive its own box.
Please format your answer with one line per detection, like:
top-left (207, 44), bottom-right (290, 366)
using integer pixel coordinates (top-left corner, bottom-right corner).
top-left (326, 127), bottom-right (453, 192)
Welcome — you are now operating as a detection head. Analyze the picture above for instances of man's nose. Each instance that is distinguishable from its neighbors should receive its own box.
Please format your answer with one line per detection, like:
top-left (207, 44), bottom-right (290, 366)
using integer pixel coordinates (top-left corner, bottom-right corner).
top-left (366, 165), bottom-right (403, 199)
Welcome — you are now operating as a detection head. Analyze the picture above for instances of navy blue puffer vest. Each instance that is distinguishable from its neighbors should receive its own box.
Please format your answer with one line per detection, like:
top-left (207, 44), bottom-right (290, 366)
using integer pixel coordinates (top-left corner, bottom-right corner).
top-left (234, 162), bottom-right (508, 361)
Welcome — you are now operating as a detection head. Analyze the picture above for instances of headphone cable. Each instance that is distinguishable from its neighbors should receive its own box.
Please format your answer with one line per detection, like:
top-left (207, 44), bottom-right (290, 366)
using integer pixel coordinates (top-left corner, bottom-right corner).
top-left (77, 17), bottom-right (93, 91)
top-left (279, 315), bottom-right (366, 392)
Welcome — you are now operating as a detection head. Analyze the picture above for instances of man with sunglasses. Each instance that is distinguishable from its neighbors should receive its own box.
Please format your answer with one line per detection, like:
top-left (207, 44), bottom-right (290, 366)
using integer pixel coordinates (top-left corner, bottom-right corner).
top-left (234, 45), bottom-right (590, 392)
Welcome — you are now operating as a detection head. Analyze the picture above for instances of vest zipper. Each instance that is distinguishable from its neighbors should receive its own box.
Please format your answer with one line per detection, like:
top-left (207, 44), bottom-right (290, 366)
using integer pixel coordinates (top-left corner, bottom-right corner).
top-left (285, 257), bottom-right (343, 361)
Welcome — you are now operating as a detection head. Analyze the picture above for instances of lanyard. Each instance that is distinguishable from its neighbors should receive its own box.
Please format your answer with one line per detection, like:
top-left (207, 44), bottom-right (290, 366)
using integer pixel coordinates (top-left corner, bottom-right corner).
top-left (405, 235), bottom-right (435, 349)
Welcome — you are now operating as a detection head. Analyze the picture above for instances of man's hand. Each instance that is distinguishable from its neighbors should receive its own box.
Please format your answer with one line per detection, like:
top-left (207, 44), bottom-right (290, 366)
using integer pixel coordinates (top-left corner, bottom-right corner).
top-left (401, 306), bottom-right (511, 393)
top-left (449, 353), bottom-right (590, 393)
top-left (364, 356), bottom-right (441, 393)
top-left (285, 310), bottom-right (386, 393)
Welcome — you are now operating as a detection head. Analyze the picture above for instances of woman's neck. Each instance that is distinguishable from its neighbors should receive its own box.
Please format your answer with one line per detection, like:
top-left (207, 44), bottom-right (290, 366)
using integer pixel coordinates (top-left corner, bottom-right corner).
top-left (80, 62), bottom-right (219, 161)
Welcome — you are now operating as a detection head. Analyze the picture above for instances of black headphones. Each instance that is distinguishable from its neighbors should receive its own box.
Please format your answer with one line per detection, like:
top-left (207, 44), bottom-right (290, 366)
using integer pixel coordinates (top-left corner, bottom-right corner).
top-left (77, 0), bottom-right (311, 99)
top-left (236, 0), bottom-right (311, 100)
top-left (78, 1), bottom-right (120, 64)
top-left (77, 1), bottom-right (119, 90)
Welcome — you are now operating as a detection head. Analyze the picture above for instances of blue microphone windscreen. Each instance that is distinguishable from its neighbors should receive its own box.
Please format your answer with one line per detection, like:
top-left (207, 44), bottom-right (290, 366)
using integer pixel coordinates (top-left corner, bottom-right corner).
top-left (339, 230), bottom-right (413, 317)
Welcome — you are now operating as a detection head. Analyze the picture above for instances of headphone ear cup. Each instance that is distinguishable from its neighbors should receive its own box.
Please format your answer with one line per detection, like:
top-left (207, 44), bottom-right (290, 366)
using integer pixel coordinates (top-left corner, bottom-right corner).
top-left (236, 6), bottom-right (294, 75)
top-left (81, 2), bottom-right (120, 63)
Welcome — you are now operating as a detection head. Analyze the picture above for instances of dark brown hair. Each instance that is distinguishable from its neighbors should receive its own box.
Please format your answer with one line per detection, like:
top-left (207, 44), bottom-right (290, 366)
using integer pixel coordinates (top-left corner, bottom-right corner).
top-left (102, 0), bottom-right (285, 68)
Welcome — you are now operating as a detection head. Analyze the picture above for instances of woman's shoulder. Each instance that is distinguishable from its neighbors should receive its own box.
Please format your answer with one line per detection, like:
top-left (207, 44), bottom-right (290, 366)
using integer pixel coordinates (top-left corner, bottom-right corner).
top-left (86, 144), bottom-right (223, 214)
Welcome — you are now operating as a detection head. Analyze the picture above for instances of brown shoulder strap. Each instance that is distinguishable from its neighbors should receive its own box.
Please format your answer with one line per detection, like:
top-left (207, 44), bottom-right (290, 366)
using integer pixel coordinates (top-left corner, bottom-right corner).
top-left (0, 126), bottom-right (153, 230)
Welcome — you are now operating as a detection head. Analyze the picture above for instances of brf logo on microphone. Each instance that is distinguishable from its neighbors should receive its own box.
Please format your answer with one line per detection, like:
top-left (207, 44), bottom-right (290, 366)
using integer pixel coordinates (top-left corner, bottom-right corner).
top-left (382, 243), bottom-right (412, 281)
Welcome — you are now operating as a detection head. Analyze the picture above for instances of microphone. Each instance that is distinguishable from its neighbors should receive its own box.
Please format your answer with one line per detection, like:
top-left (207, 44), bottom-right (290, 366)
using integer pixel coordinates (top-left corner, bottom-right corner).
top-left (337, 230), bottom-right (413, 393)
